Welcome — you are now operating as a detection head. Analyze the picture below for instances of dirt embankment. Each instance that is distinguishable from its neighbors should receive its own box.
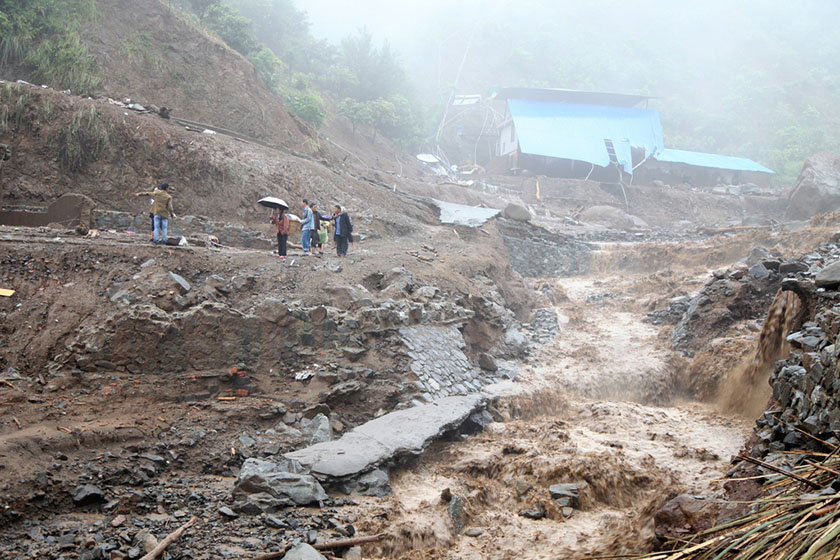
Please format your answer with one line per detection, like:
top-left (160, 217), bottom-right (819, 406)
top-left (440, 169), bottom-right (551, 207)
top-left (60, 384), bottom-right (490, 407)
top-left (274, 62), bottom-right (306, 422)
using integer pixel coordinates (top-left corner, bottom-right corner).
top-left (84, 0), bottom-right (309, 151)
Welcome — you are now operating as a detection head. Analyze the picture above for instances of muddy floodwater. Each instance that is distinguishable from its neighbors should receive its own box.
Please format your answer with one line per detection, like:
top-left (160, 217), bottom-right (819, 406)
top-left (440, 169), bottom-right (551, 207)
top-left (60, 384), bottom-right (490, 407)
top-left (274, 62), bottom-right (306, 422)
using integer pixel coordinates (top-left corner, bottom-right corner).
top-left (350, 272), bottom-right (753, 559)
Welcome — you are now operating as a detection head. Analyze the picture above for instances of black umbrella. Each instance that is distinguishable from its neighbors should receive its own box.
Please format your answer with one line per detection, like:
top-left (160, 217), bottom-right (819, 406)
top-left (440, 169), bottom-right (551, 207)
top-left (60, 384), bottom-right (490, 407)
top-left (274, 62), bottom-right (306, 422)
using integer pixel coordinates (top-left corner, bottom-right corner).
top-left (257, 196), bottom-right (289, 210)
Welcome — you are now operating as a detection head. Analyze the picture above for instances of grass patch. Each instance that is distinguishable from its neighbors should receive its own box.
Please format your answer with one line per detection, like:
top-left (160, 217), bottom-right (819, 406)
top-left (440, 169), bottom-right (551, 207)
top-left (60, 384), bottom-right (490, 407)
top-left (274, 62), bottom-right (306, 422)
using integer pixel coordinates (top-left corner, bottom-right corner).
top-left (56, 105), bottom-right (112, 172)
top-left (120, 31), bottom-right (166, 72)
top-left (0, 0), bottom-right (101, 94)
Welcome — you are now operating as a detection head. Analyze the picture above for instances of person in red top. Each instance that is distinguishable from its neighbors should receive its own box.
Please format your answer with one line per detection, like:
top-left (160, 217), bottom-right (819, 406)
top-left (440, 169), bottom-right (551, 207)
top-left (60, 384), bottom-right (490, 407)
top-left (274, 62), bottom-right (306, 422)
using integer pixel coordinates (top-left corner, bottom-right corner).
top-left (270, 208), bottom-right (290, 258)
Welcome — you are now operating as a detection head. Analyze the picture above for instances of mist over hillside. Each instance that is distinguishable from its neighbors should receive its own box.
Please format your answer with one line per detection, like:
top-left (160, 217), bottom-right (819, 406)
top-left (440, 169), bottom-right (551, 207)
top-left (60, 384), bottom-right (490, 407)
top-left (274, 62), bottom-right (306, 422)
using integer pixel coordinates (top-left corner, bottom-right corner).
top-left (304, 0), bottom-right (840, 184)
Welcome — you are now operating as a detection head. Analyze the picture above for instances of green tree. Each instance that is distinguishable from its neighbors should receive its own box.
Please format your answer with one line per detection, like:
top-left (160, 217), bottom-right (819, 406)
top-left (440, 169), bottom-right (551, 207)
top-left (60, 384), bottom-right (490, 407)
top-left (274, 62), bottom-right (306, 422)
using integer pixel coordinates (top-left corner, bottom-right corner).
top-left (288, 92), bottom-right (325, 128)
top-left (337, 97), bottom-right (371, 134)
top-left (204, 3), bottom-right (256, 54)
top-left (340, 28), bottom-right (406, 101)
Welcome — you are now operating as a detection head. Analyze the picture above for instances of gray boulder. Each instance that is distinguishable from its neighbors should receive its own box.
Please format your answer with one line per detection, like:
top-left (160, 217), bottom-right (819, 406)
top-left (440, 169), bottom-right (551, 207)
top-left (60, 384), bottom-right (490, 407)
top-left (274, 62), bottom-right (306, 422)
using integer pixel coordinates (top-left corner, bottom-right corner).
top-left (548, 483), bottom-right (580, 508)
top-left (302, 414), bottom-right (333, 446)
top-left (168, 272), bottom-right (191, 294)
top-left (478, 352), bottom-right (498, 371)
top-left (282, 543), bottom-right (326, 560)
top-left (232, 458), bottom-right (326, 509)
top-left (72, 484), bottom-right (106, 505)
top-left (816, 261), bottom-right (840, 289)
top-left (786, 153), bottom-right (840, 220)
top-left (503, 203), bottom-right (531, 222)
top-left (381, 267), bottom-right (414, 294)
top-left (579, 205), bottom-right (637, 230)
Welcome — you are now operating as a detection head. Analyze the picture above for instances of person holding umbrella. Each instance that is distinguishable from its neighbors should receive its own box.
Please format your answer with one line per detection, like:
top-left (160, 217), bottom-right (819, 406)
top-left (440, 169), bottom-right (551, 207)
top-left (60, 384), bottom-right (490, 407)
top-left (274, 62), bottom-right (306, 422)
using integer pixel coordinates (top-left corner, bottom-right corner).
top-left (271, 207), bottom-right (289, 258)
top-left (258, 196), bottom-right (290, 258)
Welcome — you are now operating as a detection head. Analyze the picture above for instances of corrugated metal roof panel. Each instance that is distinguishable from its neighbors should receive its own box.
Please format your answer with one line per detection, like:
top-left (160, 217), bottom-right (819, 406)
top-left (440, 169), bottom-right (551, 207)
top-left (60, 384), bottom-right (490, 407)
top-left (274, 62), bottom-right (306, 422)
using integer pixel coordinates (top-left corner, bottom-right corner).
top-left (654, 148), bottom-right (774, 174)
top-left (498, 87), bottom-right (653, 107)
top-left (507, 99), bottom-right (664, 173)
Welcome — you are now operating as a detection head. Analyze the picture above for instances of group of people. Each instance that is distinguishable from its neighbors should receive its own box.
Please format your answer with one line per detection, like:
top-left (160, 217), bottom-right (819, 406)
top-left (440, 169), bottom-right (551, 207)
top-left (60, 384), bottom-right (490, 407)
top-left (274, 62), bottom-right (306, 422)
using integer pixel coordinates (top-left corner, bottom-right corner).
top-left (135, 185), bottom-right (353, 259)
top-left (271, 199), bottom-right (353, 258)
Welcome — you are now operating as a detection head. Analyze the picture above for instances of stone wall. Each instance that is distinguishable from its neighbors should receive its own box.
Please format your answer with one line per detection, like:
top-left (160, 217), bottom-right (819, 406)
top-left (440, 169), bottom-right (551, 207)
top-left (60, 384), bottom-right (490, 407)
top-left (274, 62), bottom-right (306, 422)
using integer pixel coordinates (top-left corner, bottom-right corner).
top-left (94, 210), bottom-right (274, 249)
top-left (401, 325), bottom-right (496, 403)
top-left (749, 242), bottom-right (840, 454)
top-left (497, 219), bottom-right (592, 278)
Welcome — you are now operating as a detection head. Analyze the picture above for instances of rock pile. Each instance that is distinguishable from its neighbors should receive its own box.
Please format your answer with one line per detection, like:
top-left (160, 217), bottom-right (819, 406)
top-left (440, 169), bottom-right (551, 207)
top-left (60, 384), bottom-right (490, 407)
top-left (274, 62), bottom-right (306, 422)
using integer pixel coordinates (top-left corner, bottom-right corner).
top-left (669, 246), bottom-right (786, 356)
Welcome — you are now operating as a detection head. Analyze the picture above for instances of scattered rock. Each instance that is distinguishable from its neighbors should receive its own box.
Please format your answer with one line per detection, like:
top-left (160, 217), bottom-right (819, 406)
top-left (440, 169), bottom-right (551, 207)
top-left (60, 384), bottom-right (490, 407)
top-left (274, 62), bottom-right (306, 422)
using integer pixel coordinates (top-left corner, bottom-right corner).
top-left (655, 494), bottom-right (708, 529)
top-left (302, 414), bottom-right (333, 446)
top-left (380, 267), bottom-right (414, 294)
top-left (135, 529), bottom-right (158, 554)
top-left (464, 528), bottom-right (483, 537)
top-left (816, 261), bottom-right (840, 288)
top-left (512, 478), bottom-right (532, 497)
top-left (219, 506), bottom-right (239, 519)
top-left (548, 483), bottom-right (580, 508)
top-left (168, 271), bottom-right (191, 294)
top-left (448, 495), bottom-right (468, 533)
top-left (344, 546), bottom-right (363, 560)
top-left (339, 468), bottom-right (392, 497)
top-left (478, 352), bottom-right (498, 371)
top-left (748, 263), bottom-right (770, 280)
top-left (232, 458), bottom-right (327, 510)
top-left (519, 503), bottom-right (546, 520)
top-left (71, 484), bottom-right (106, 505)
top-left (282, 543), bottom-right (326, 560)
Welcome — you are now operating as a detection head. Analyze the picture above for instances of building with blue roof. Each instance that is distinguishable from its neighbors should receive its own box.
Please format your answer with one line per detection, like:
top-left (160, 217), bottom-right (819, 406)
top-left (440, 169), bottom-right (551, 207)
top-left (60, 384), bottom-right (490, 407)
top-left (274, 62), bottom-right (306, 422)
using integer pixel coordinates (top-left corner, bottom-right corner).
top-left (490, 87), bottom-right (774, 186)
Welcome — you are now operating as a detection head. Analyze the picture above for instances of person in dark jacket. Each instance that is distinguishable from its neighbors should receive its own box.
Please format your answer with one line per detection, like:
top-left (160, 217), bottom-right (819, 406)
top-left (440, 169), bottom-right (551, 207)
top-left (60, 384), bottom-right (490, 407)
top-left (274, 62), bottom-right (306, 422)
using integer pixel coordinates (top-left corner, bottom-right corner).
top-left (332, 204), bottom-right (353, 257)
top-left (310, 202), bottom-right (326, 255)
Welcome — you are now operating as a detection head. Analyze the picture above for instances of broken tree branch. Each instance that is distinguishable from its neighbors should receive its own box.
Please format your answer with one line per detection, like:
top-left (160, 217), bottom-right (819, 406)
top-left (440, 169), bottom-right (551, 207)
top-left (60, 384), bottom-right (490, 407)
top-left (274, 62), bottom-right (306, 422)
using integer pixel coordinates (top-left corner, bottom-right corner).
top-left (139, 516), bottom-right (197, 560)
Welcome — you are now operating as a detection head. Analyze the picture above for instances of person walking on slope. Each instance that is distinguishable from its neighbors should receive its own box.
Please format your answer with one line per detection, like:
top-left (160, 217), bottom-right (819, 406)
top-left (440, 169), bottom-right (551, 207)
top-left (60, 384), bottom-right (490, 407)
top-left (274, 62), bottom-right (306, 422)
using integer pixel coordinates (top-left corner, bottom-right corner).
top-left (300, 199), bottom-right (314, 256)
top-left (332, 204), bottom-right (353, 257)
top-left (271, 207), bottom-right (290, 258)
top-left (136, 183), bottom-right (176, 245)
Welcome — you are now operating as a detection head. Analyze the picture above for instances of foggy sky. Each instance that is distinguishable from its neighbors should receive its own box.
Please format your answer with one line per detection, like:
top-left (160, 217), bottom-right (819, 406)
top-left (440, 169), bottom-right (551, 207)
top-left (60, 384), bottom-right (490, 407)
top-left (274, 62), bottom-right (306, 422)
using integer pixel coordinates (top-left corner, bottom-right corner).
top-left (302, 0), bottom-right (840, 100)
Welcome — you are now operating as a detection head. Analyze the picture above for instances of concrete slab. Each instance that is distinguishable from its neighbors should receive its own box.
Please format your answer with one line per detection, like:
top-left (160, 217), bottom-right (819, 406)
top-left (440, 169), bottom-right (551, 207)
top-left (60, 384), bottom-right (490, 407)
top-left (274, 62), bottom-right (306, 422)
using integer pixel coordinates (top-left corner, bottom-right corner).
top-left (285, 395), bottom-right (485, 478)
top-left (432, 199), bottom-right (501, 227)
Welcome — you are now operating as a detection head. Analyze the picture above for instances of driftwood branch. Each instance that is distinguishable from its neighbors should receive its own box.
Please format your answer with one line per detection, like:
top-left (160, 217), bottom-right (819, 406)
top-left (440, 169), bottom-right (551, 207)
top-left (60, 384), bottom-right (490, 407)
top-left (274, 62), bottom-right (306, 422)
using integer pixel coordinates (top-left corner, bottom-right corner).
top-left (313, 533), bottom-right (385, 550)
top-left (139, 516), bottom-right (197, 560)
top-left (737, 455), bottom-right (822, 489)
top-left (250, 545), bottom-right (291, 560)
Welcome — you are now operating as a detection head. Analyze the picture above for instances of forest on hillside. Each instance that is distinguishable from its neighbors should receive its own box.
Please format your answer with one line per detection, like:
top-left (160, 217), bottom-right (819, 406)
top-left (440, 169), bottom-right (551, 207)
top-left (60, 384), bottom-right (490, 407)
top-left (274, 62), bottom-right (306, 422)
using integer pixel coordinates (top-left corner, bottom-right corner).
top-left (2, 0), bottom-right (839, 185)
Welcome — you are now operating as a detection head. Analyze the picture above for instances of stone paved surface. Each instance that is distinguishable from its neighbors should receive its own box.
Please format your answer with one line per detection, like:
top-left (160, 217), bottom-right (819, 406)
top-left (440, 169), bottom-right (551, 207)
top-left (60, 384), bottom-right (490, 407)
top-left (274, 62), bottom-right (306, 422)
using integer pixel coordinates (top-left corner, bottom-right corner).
top-left (400, 325), bottom-right (495, 402)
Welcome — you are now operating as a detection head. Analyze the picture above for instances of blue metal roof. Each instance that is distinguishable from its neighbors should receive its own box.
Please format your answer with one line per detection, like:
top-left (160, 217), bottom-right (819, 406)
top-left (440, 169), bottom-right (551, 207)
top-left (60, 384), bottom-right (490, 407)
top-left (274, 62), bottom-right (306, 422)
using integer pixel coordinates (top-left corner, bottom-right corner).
top-left (653, 148), bottom-right (774, 174)
top-left (507, 99), bottom-right (664, 173)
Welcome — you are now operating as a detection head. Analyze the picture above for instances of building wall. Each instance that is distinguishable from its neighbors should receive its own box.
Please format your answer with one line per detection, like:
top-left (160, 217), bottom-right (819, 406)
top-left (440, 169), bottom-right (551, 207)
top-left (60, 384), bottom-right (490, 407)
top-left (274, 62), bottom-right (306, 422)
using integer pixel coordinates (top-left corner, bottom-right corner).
top-left (499, 121), bottom-right (518, 156)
